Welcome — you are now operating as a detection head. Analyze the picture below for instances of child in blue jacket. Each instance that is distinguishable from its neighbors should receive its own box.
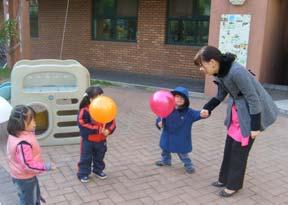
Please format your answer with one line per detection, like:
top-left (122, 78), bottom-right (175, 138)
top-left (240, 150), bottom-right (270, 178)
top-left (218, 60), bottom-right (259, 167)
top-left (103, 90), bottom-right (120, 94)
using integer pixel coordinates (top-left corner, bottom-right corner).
top-left (155, 86), bottom-right (206, 173)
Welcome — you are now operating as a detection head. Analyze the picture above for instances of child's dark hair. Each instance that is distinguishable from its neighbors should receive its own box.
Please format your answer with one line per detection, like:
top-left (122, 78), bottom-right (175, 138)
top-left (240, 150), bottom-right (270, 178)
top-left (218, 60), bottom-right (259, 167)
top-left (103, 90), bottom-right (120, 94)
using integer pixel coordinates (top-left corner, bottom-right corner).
top-left (79, 86), bottom-right (103, 109)
top-left (7, 105), bottom-right (36, 137)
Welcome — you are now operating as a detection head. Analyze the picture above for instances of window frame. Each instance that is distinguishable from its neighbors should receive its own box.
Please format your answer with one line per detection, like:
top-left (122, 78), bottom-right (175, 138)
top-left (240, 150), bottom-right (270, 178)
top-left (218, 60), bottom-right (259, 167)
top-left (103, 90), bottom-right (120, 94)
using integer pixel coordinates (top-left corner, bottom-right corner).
top-left (165, 0), bottom-right (210, 46)
top-left (29, 0), bottom-right (39, 38)
top-left (92, 0), bottom-right (138, 42)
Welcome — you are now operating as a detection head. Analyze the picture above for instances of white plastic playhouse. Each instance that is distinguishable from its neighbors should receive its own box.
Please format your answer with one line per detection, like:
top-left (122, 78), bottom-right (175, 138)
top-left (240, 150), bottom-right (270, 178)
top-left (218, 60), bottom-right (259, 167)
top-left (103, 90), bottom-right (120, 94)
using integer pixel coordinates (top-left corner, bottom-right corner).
top-left (11, 59), bottom-right (90, 146)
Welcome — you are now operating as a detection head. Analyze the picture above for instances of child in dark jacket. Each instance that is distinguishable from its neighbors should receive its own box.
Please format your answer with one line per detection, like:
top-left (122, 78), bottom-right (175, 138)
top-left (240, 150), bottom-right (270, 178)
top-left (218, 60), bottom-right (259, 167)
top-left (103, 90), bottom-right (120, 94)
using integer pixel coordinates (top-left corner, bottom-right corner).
top-left (155, 86), bottom-right (206, 173)
top-left (77, 86), bottom-right (116, 183)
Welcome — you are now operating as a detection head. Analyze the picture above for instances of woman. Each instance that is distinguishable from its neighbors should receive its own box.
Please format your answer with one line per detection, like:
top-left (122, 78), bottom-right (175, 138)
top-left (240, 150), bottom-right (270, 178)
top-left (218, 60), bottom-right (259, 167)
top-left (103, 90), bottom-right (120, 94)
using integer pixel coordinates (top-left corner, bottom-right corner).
top-left (194, 46), bottom-right (278, 197)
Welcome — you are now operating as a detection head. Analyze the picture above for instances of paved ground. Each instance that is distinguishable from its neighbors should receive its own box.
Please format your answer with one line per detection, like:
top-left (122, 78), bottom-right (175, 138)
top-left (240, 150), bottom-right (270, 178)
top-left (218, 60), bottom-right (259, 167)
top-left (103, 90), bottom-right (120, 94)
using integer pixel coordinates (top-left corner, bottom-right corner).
top-left (1, 86), bottom-right (288, 205)
top-left (88, 68), bottom-right (205, 93)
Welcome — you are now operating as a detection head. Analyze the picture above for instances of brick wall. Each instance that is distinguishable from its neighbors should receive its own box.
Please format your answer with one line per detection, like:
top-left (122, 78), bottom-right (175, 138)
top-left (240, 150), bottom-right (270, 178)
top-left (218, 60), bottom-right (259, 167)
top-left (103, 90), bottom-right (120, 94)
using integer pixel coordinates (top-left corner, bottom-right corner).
top-left (31, 0), bottom-right (204, 79)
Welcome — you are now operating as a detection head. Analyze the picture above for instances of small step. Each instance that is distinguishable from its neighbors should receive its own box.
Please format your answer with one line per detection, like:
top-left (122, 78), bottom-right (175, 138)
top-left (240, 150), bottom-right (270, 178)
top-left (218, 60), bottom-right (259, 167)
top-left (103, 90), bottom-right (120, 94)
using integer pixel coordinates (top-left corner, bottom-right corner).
top-left (263, 83), bottom-right (288, 101)
top-left (275, 100), bottom-right (288, 115)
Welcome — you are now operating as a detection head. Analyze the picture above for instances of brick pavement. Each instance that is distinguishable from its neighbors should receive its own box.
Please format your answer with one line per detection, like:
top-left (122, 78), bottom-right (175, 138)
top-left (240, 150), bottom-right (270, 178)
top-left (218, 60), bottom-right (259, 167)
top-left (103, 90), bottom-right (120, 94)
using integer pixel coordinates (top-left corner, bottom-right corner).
top-left (1, 86), bottom-right (288, 205)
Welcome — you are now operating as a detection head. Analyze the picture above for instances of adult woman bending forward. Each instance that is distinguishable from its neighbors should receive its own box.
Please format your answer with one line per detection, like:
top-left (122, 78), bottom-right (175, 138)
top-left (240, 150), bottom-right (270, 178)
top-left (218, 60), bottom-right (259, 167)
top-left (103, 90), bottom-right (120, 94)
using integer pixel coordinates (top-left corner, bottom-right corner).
top-left (195, 46), bottom-right (278, 197)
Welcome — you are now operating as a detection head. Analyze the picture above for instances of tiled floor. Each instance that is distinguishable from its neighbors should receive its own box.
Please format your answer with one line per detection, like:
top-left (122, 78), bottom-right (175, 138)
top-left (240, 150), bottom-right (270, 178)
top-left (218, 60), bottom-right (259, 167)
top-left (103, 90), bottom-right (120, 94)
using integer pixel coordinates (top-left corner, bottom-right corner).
top-left (1, 86), bottom-right (288, 204)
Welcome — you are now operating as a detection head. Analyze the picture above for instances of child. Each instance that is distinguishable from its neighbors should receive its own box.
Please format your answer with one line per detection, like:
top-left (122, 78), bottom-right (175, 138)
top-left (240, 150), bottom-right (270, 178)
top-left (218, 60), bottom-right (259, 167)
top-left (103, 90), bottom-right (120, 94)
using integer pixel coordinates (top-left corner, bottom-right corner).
top-left (155, 86), bottom-right (206, 173)
top-left (77, 86), bottom-right (116, 183)
top-left (6, 105), bottom-right (56, 205)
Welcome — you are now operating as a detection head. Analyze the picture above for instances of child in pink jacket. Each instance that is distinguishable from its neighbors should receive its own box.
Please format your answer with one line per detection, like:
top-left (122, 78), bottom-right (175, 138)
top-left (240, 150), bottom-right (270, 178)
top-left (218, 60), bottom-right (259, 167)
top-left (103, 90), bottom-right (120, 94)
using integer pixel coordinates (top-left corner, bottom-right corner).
top-left (6, 105), bottom-right (56, 205)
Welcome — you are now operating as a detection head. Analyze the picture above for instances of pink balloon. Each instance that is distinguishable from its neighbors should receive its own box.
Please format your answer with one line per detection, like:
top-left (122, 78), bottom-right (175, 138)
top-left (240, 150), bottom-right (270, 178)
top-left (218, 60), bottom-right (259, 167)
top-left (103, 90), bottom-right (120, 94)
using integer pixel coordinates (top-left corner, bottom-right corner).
top-left (149, 90), bottom-right (175, 118)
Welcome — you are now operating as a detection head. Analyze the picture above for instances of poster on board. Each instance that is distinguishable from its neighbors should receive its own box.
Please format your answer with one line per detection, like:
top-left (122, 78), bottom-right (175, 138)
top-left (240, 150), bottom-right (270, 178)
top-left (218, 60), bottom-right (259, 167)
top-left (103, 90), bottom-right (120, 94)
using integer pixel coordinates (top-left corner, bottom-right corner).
top-left (219, 14), bottom-right (251, 67)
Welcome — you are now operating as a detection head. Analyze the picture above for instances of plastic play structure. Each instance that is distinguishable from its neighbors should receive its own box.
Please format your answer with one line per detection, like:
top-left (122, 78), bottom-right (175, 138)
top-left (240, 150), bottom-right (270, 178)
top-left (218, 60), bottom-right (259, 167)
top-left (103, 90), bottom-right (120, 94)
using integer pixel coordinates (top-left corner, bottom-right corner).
top-left (0, 81), bottom-right (11, 100)
top-left (10, 59), bottom-right (90, 146)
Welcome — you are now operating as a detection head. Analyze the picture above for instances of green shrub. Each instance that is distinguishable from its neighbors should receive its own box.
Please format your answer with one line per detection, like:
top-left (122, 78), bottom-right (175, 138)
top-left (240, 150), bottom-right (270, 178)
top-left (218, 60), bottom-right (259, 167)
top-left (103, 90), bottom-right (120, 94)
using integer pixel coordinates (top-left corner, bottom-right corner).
top-left (90, 79), bottom-right (114, 87)
top-left (0, 67), bottom-right (11, 80)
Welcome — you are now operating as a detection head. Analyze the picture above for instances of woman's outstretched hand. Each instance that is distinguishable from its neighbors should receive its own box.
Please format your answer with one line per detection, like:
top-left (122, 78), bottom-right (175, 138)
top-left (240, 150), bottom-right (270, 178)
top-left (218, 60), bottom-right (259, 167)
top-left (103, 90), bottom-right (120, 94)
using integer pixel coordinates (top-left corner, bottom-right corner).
top-left (251, 130), bottom-right (261, 139)
top-left (200, 109), bottom-right (210, 118)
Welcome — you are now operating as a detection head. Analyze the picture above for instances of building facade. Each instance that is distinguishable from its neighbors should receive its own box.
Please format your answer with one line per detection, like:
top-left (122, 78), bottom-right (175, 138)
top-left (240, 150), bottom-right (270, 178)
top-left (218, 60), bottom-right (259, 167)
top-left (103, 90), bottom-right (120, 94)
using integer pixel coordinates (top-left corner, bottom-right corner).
top-left (28, 0), bottom-right (210, 80)
top-left (1, 0), bottom-right (288, 95)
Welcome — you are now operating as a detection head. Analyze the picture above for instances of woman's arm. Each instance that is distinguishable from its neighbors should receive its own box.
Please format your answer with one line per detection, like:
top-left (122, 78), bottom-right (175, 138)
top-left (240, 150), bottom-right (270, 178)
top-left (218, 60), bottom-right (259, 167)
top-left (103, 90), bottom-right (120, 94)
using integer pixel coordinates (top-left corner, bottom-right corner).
top-left (215, 81), bottom-right (229, 102)
top-left (203, 81), bottom-right (228, 114)
top-left (203, 97), bottom-right (221, 114)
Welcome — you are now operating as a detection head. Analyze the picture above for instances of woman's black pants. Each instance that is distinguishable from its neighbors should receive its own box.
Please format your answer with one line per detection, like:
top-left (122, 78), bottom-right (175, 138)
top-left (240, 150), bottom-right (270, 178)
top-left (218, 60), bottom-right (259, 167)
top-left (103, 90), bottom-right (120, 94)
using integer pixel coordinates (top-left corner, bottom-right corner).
top-left (218, 135), bottom-right (254, 190)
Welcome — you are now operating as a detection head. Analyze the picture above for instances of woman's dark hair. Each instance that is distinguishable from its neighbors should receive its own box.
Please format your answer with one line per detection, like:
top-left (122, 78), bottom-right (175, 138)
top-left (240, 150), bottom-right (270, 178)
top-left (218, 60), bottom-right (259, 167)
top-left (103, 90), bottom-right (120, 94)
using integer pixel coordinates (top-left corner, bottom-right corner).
top-left (7, 105), bottom-right (36, 137)
top-left (194, 46), bottom-right (236, 76)
top-left (79, 86), bottom-right (103, 109)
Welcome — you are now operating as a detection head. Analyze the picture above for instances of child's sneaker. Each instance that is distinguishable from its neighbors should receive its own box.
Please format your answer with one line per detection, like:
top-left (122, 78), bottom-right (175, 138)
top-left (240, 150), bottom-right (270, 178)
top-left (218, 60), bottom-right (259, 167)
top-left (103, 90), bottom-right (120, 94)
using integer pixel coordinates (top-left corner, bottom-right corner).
top-left (79, 176), bottom-right (89, 183)
top-left (155, 160), bottom-right (171, 166)
top-left (94, 171), bottom-right (108, 179)
top-left (185, 167), bottom-right (195, 174)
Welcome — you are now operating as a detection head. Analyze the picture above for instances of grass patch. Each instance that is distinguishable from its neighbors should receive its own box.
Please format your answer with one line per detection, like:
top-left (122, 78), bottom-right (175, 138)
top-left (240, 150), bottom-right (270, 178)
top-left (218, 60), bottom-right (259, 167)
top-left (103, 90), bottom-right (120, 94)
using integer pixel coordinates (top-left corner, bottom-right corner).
top-left (0, 67), bottom-right (11, 81)
top-left (90, 79), bottom-right (114, 87)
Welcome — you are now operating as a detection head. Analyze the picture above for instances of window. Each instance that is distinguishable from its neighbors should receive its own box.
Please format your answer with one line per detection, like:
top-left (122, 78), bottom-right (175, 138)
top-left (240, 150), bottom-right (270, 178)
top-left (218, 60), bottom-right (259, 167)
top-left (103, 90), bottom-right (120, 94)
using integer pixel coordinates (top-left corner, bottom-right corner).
top-left (92, 0), bottom-right (138, 41)
top-left (166, 0), bottom-right (210, 46)
top-left (29, 0), bottom-right (39, 38)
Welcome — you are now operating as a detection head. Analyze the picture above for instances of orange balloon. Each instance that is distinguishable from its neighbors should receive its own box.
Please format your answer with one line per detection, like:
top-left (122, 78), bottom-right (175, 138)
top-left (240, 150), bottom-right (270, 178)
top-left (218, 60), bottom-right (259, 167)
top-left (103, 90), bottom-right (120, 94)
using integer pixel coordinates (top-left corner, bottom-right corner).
top-left (89, 95), bottom-right (117, 123)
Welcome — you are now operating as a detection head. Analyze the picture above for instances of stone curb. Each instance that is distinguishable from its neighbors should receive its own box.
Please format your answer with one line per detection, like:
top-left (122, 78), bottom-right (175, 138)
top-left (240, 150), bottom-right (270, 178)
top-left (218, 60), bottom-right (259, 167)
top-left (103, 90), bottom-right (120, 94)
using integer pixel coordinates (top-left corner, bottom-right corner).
top-left (263, 83), bottom-right (288, 91)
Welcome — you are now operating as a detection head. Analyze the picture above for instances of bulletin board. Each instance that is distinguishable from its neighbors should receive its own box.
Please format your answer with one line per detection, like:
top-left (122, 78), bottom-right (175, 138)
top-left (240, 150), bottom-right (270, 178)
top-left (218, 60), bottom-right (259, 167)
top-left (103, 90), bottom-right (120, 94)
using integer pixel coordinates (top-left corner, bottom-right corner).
top-left (219, 14), bottom-right (251, 66)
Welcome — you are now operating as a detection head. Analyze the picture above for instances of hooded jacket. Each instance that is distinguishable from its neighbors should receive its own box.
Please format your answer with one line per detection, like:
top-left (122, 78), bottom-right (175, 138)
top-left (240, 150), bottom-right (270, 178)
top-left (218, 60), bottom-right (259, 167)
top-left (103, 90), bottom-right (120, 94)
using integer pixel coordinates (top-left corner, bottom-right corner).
top-left (156, 87), bottom-right (201, 153)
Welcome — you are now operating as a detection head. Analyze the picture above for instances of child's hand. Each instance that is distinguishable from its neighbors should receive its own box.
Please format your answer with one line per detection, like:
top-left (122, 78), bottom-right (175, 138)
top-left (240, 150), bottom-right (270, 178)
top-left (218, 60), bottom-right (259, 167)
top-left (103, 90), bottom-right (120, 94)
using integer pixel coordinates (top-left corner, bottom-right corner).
top-left (200, 109), bottom-right (209, 118)
top-left (46, 162), bottom-right (57, 171)
top-left (157, 121), bottom-right (163, 128)
top-left (100, 127), bottom-right (105, 134)
top-left (103, 129), bottom-right (110, 136)
top-left (100, 127), bottom-right (109, 136)
top-left (51, 162), bottom-right (57, 170)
